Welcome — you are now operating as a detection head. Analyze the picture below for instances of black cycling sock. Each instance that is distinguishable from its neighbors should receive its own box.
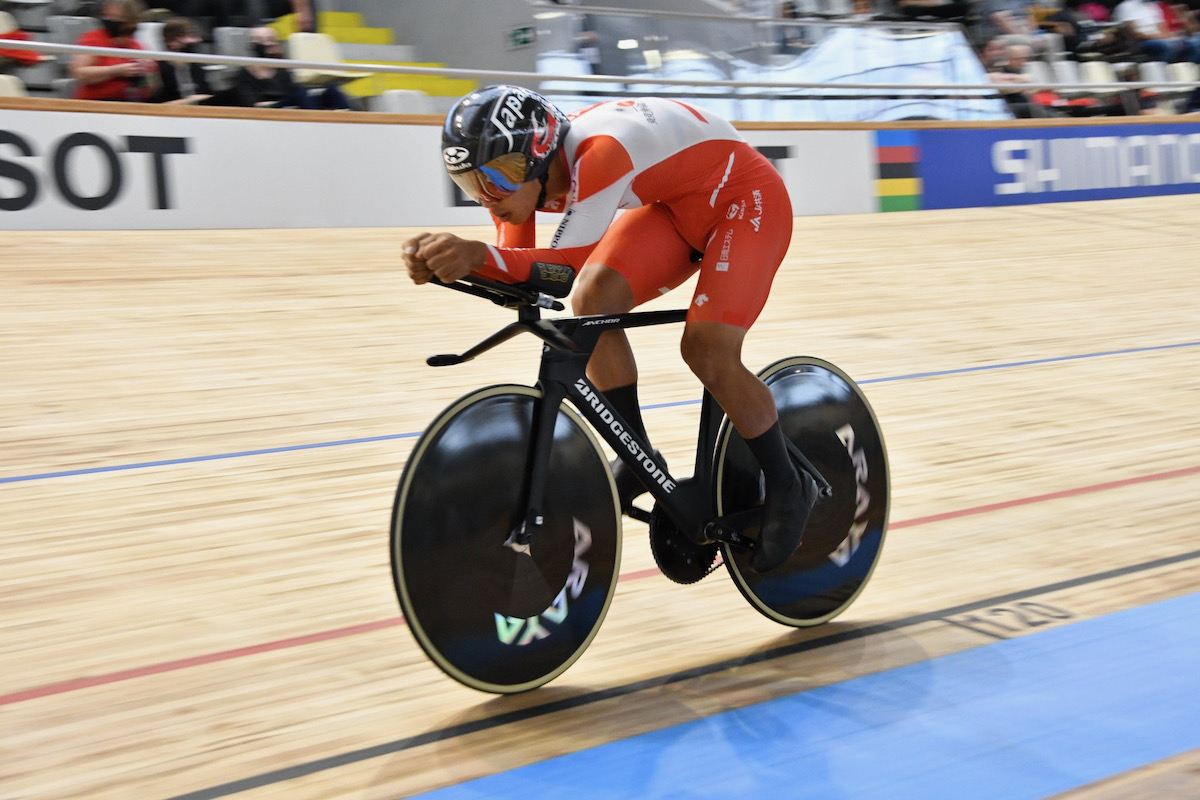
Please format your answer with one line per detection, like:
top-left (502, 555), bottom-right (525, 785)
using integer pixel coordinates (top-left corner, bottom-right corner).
top-left (746, 421), bottom-right (813, 572)
top-left (744, 421), bottom-right (798, 492)
top-left (602, 383), bottom-right (648, 445)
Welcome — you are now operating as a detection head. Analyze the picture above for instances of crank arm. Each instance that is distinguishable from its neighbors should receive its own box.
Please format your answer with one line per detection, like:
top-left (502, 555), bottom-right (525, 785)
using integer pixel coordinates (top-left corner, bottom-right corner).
top-left (786, 440), bottom-right (833, 500)
top-left (703, 507), bottom-right (761, 550)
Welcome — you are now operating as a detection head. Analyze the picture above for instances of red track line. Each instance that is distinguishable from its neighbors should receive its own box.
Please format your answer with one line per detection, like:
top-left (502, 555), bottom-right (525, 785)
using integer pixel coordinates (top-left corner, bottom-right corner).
top-left (890, 465), bottom-right (1200, 529)
top-left (3, 464), bottom-right (1197, 708)
top-left (0, 619), bottom-right (401, 706)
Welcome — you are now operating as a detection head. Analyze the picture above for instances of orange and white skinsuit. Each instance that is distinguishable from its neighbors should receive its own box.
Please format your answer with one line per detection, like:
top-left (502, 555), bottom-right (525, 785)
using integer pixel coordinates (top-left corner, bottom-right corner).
top-left (477, 98), bottom-right (793, 329)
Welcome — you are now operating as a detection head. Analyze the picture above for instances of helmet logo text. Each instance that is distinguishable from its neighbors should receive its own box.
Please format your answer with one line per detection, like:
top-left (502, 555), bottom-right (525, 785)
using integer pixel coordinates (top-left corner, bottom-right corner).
top-left (490, 91), bottom-right (529, 149)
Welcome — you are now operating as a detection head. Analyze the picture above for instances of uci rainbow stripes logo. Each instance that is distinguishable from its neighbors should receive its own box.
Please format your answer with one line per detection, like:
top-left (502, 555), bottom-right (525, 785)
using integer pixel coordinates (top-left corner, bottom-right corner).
top-left (876, 130), bottom-right (923, 212)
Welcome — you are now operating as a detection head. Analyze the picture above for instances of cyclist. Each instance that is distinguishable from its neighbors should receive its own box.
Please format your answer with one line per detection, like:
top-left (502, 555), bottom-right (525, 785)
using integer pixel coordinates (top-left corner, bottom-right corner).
top-left (402, 85), bottom-right (816, 573)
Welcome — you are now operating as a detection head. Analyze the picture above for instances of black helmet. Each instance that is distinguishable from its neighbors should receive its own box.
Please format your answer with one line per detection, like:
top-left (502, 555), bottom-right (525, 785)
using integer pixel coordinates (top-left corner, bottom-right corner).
top-left (442, 85), bottom-right (570, 203)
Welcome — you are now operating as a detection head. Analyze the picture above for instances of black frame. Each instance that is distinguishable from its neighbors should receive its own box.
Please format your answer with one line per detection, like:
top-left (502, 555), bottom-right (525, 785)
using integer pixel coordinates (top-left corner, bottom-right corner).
top-left (427, 275), bottom-right (829, 550)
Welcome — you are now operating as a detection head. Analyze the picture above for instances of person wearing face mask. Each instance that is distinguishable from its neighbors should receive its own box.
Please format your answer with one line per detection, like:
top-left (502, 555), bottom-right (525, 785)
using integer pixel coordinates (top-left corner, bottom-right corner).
top-left (70, 0), bottom-right (161, 101)
top-left (235, 25), bottom-right (351, 109)
top-left (152, 17), bottom-right (216, 105)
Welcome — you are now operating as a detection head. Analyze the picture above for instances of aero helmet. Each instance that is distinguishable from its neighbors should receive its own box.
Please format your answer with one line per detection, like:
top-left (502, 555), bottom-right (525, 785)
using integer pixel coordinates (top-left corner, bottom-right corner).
top-left (441, 85), bottom-right (570, 204)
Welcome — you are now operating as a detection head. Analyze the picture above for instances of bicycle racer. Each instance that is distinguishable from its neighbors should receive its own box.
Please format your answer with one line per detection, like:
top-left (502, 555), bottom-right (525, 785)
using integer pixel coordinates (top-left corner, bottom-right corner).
top-left (402, 85), bottom-right (816, 573)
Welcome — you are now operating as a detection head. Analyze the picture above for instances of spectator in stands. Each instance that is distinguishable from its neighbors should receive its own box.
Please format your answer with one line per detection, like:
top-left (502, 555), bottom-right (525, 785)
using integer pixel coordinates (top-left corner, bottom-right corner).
top-left (1113, 0), bottom-right (1200, 61)
top-left (70, 0), bottom-right (161, 101)
top-left (1046, 0), bottom-right (1122, 58)
top-left (981, 0), bottom-right (1055, 54)
top-left (776, 1), bottom-right (804, 54)
top-left (983, 40), bottom-right (1062, 117)
top-left (1158, 0), bottom-right (1199, 34)
top-left (979, 34), bottom-right (1010, 70)
top-left (152, 17), bottom-right (215, 104)
top-left (1079, 0), bottom-right (1113, 22)
top-left (235, 25), bottom-right (350, 108)
top-left (291, 0), bottom-right (316, 32)
top-left (261, 0), bottom-right (316, 32)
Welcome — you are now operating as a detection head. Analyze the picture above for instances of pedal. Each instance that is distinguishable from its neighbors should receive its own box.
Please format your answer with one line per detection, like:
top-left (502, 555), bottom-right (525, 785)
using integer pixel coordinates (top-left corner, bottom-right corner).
top-left (703, 521), bottom-right (757, 550)
top-left (703, 507), bottom-right (761, 550)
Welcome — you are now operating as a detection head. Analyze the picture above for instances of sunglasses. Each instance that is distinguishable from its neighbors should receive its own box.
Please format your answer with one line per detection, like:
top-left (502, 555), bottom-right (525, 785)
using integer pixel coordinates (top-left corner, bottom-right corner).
top-left (449, 153), bottom-right (528, 203)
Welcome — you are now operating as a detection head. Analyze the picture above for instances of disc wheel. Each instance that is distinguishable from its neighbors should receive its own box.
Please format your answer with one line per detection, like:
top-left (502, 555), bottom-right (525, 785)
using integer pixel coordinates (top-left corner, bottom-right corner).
top-left (391, 385), bottom-right (621, 693)
top-left (714, 357), bottom-right (889, 627)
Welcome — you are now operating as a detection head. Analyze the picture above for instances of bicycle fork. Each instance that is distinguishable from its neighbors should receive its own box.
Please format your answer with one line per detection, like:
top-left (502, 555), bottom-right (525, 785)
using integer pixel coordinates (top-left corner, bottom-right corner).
top-left (512, 378), bottom-right (568, 547)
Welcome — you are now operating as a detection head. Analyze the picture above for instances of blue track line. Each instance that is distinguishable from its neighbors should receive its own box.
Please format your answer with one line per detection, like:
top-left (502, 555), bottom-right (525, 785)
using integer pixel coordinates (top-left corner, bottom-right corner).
top-left (4, 340), bottom-right (1198, 486)
top-left (0, 432), bottom-right (420, 485)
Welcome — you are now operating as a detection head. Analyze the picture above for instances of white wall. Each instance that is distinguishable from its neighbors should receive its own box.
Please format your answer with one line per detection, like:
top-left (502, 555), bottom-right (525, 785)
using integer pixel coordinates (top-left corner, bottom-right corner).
top-left (0, 105), bottom-right (876, 230)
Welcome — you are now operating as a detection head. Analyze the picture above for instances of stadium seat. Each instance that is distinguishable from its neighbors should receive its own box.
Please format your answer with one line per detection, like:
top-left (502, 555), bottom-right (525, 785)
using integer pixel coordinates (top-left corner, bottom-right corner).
top-left (372, 88), bottom-right (434, 114)
top-left (46, 14), bottom-right (99, 46)
top-left (1079, 59), bottom-right (1122, 97)
top-left (286, 32), bottom-right (371, 87)
top-left (0, 71), bottom-right (28, 95)
top-left (5, 0), bottom-right (53, 32)
top-left (213, 26), bottom-right (253, 58)
top-left (1141, 61), bottom-right (1184, 112)
top-left (136, 20), bottom-right (164, 53)
top-left (1165, 61), bottom-right (1199, 85)
top-left (1051, 58), bottom-right (1087, 97)
top-left (1021, 59), bottom-right (1053, 87)
top-left (1137, 60), bottom-right (1167, 86)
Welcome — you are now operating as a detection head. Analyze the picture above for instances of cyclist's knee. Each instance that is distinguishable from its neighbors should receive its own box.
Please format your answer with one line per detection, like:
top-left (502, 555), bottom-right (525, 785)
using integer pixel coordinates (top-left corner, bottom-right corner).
top-left (572, 263), bottom-right (635, 315)
top-left (680, 323), bottom-right (745, 385)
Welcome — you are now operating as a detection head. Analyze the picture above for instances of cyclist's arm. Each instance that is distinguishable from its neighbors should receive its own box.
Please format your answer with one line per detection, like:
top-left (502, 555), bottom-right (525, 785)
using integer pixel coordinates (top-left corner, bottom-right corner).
top-left (478, 136), bottom-right (635, 283)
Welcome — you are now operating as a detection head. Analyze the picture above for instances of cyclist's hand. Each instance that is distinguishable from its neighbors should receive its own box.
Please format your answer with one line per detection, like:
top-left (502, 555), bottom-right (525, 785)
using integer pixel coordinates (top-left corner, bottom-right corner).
top-left (402, 234), bottom-right (436, 285)
top-left (404, 233), bottom-right (487, 284)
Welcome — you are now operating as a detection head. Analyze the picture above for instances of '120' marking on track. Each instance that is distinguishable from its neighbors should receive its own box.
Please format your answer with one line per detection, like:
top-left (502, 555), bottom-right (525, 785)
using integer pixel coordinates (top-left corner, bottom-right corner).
top-left (944, 601), bottom-right (1075, 640)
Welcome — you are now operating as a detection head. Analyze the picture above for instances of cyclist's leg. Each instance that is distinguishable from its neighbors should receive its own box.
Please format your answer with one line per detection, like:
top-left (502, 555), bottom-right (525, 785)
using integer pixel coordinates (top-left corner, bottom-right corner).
top-left (574, 204), bottom-right (699, 394)
top-left (679, 161), bottom-right (815, 572)
top-left (681, 320), bottom-right (814, 569)
top-left (576, 205), bottom-right (699, 506)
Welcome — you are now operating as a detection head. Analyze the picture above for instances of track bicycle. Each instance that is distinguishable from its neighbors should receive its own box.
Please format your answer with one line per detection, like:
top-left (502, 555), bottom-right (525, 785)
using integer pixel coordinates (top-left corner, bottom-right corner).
top-left (390, 270), bottom-right (889, 694)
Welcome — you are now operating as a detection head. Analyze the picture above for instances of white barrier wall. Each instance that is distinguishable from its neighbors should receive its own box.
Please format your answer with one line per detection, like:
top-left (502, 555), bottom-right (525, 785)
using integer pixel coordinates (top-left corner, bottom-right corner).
top-left (1, 106), bottom-right (486, 230)
top-left (0, 102), bottom-right (876, 231)
top-left (3, 101), bottom-right (1199, 231)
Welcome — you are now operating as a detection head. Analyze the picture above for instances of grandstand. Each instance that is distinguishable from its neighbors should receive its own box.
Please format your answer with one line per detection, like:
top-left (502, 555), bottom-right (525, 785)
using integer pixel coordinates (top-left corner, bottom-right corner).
top-left (2, 0), bottom-right (1199, 117)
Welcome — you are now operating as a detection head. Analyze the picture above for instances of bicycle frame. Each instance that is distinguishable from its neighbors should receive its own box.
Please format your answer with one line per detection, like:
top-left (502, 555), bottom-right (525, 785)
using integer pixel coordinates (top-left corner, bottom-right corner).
top-left (395, 278), bottom-right (888, 692)
top-left (427, 276), bottom-right (828, 549)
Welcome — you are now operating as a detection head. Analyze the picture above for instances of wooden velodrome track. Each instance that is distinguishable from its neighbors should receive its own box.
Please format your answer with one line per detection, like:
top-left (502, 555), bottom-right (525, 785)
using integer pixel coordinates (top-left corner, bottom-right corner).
top-left (3, 194), bottom-right (1199, 799)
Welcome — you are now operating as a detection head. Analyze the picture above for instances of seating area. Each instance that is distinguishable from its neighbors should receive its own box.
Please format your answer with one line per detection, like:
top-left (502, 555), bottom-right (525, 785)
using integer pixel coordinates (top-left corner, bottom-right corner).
top-left (270, 13), bottom-right (474, 104)
top-left (2, 1), bottom-right (1198, 117)
top-left (0, 5), bottom-right (471, 109)
top-left (1014, 45), bottom-right (1200, 116)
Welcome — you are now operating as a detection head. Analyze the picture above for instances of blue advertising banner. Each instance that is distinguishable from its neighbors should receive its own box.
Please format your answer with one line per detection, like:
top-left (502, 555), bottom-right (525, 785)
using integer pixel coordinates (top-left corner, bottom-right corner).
top-left (919, 124), bottom-right (1200, 209)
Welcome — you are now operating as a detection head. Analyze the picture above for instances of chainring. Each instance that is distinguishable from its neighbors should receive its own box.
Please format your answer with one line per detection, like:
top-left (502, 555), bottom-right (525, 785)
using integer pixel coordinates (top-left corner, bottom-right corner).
top-left (648, 502), bottom-right (720, 584)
